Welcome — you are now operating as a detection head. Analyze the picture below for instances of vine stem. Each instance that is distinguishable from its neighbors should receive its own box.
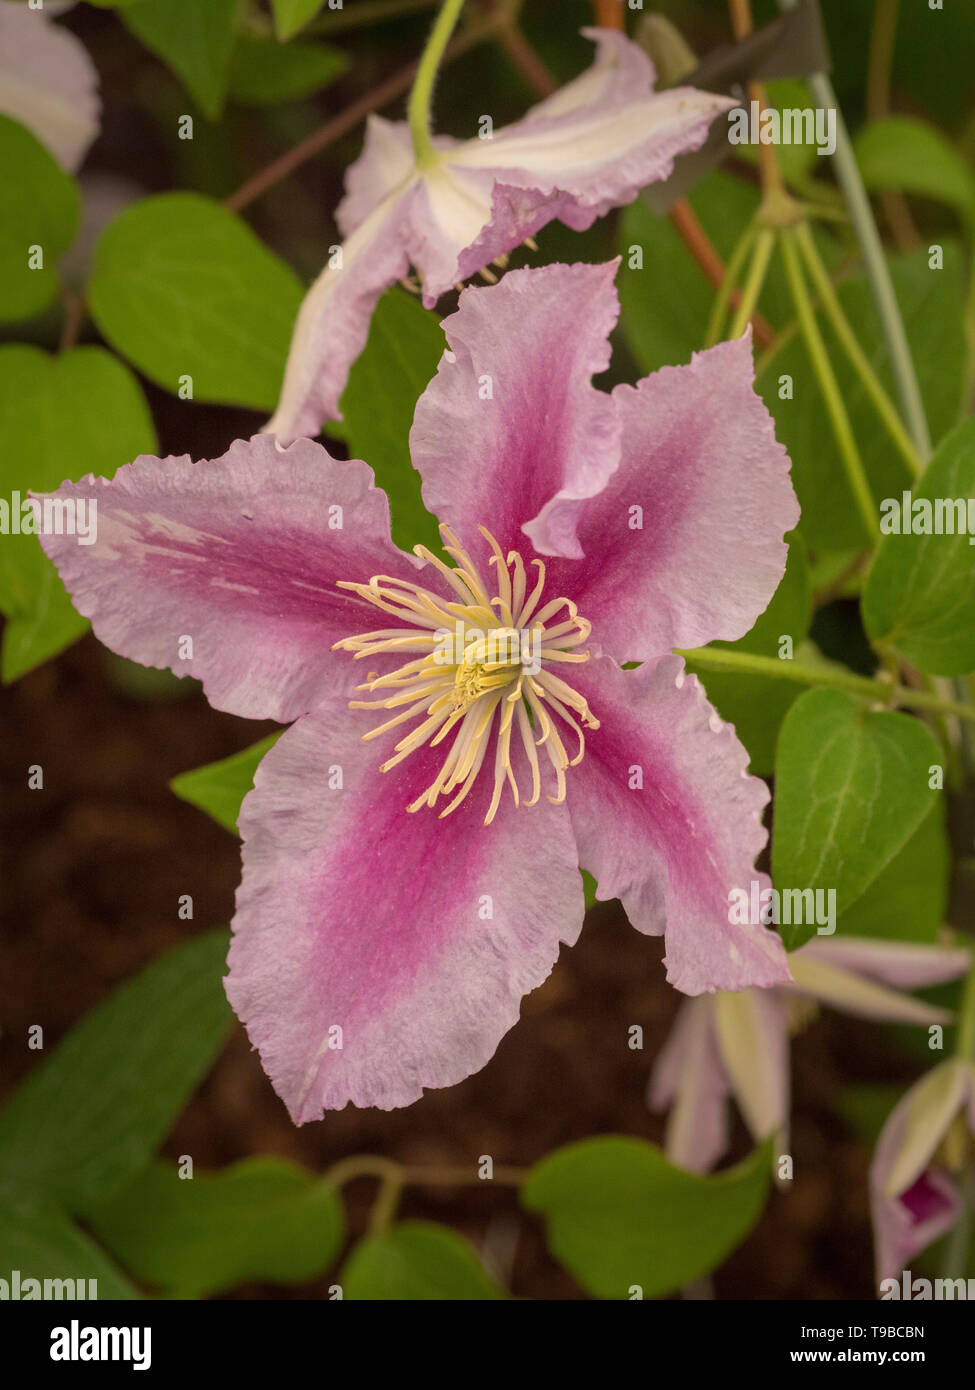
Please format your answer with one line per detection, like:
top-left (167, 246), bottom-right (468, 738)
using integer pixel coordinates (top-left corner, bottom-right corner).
top-left (728, 227), bottom-right (775, 340)
top-left (58, 289), bottom-right (85, 354)
top-left (226, 11), bottom-right (498, 211)
top-left (779, 227), bottom-right (880, 544)
top-left (675, 645), bottom-right (975, 724)
top-left (407, 0), bottom-right (468, 166)
top-left (323, 1153), bottom-right (528, 1231)
top-left (728, 0), bottom-right (784, 200)
top-left (669, 200), bottom-right (776, 347)
top-left (704, 219), bottom-right (758, 347)
top-left (956, 964), bottom-right (975, 1064)
top-left (776, 0), bottom-right (931, 459)
top-left (793, 221), bottom-right (922, 477)
top-left (324, 1154), bottom-right (529, 1189)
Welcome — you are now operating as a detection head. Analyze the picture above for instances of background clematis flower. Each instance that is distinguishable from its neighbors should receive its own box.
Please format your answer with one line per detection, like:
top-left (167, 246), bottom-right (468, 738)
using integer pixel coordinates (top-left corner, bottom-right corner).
top-left (266, 27), bottom-right (734, 443)
top-left (650, 935), bottom-right (972, 1174)
top-left (41, 260), bottom-right (795, 1120)
top-left (0, 0), bottom-right (100, 172)
top-left (870, 1055), bottom-right (975, 1283)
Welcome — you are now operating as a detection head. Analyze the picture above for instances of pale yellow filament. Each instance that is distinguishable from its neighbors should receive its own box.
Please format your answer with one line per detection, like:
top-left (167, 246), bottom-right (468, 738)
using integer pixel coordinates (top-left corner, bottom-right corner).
top-left (332, 523), bottom-right (599, 825)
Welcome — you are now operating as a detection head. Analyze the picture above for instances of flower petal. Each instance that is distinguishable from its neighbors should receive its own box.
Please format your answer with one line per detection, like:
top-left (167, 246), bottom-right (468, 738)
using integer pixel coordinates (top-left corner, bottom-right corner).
top-left (870, 1061), bottom-right (969, 1281)
top-left (520, 27), bottom-right (659, 121)
top-left (713, 987), bottom-right (790, 1149)
top-left (872, 1166), bottom-right (961, 1285)
top-left (265, 190), bottom-right (416, 442)
top-left (334, 114), bottom-right (417, 235)
top-left (448, 28), bottom-right (732, 221)
top-left (799, 935), bottom-right (972, 991)
top-left (565, 654), bottom-right (789, 995)
top-left (648, 997), bottom-right (731, 1174)
top-left (879, 1061), bottom-right (968, 1201)
top-left (226, 693), bottom-right (584, 1118)
top-left (411, 261), bottom-right (622, 558)
top-left (788, 949), bottom-right (957, 1027)
top-left (542, 333), bottom-right (798, 660)
top-left (0, 2), bottom-right (100, 171)
top-left (38, 434), bottom-right (415, 721)
top-left (450, 85), bottom-right (732, 218)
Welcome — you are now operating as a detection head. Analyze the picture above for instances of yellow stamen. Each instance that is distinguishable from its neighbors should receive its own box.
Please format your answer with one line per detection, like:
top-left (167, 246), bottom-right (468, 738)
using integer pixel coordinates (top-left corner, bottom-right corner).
top-left (333, 524), bottom-right (598, 823)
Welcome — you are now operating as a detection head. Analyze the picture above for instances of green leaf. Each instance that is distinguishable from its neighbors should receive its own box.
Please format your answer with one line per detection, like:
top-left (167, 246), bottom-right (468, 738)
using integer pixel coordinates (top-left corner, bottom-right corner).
top-left (228, 33), bottom-right (348, 105)
top-left (0, 930), bottom-right (232, 1215)
top-left (836, 805), bottom-right (948, 943)
top-left (88, 193), bottom-right (304, 410)
top-left (522, 1137), bottom-right (771, 1300)
top-left (0, 114), bottom-right (80, 324)
top-left (88, 1158), bottom-right (344, 1297)
top-left (1, 562), bottom-right (88, 685)
top-left (342, 1221), bottom-right (504, 1300)
top-left (271, 0), bottom-right (326, 41)
top-left (862, 417), bottom-right (975, 676)
top-left (0, 1193), bottom-right (138, 1300)
top-left (123, 0), bottom-right (244, 120)
top-left (772, 690), bottom-right (942, 950)
top-left (685, 533), bottom-right (811, 776)
top-left (338, 286), bottom-right (443, 551)
top-left (170, 734), bottom-right (281, 834)
top-left (0, 345), bottom-right (157, 682)
top-left (854, 117), bottom-right (975, 222)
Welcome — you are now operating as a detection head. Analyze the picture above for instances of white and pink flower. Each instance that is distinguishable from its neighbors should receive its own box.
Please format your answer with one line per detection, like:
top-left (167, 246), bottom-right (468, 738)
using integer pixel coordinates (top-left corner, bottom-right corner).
top-left (40, 261), bottom-right (797, 1119)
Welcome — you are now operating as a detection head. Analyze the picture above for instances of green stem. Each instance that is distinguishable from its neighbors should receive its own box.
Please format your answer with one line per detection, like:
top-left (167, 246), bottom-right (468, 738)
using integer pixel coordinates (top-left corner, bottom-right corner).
top-left (944, 1167), bottom-right (975, 1281)
top-left (676, 644), bottom-right (975, 723)
top-left (793, 221), bottom-right (922, 478)
top-left (324, 1154), bottom-right (528, 1189)
top-left (777, 0), bottom-right (931, 459)
top-left (956, 964), bottom-right (975, 1063)
top-left (728, 227), bottom-right (776, 342)
top-left (704, 220), bottom-right (757, 348)
top-left (779, 228), bottom-right (880, 544)
top-left (407, 0), bottom-right (468, 166)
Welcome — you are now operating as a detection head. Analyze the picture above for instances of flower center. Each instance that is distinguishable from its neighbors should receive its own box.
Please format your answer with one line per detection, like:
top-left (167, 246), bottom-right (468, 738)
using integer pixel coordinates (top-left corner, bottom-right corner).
top-left (333, 523), bottom-right (599, 824)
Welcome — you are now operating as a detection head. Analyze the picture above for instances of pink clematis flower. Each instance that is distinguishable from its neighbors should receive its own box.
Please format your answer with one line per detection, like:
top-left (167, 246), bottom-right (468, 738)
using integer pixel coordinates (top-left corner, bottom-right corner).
top-left (870, 1054), bottom-right (975, 1284)
top-left (41, 261), bottom-right (795, 1120)
top-left (266, 27), bottom-right (733, 443)
top-left (650, 935), bottom-right (972, 1174)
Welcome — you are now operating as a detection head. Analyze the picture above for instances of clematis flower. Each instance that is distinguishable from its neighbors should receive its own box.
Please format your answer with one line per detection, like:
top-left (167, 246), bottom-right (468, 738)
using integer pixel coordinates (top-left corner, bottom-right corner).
top-left (870, 1054), bottom-right (975, 1283)
top-left (650, 935), bottom-right (972, 1174)
top-left (0, 0), bottom-right (100, 172)
top-left (266, 27), bottom-right (733, 443)
top-left (41, 260), bottom-right (795, 1120)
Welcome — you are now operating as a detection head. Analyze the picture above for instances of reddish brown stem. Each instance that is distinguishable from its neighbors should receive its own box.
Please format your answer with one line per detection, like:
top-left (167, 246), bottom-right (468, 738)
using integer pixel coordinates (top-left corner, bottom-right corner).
top-left (594, 0), bottom-right (624, 28)
top-left (496, 18), bottom-right (557, 96)
top-left (226, 19), bottom-right (496, 213)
